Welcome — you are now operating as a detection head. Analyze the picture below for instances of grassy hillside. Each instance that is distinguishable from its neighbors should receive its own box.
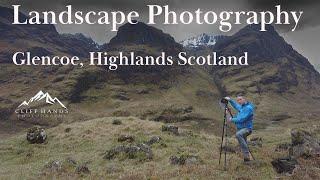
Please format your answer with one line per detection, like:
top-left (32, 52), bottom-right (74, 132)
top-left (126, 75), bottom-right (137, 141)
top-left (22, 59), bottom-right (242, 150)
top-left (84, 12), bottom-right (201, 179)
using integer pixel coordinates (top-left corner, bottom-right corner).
top-left (0, 116), bottom-right (294, 179)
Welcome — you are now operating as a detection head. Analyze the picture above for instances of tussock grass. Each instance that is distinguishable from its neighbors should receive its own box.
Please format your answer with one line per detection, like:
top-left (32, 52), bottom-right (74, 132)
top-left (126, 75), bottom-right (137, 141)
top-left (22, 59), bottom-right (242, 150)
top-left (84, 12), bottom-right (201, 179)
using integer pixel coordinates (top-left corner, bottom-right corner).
top-left (0, 116), bottom-right (289, 179)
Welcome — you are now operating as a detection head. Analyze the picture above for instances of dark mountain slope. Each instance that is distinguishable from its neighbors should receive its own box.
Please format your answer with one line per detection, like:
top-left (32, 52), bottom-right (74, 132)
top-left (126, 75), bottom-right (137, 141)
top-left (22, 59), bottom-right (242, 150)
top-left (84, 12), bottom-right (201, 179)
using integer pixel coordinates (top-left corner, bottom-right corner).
top-left (0, 6), bottom-right (99, 61)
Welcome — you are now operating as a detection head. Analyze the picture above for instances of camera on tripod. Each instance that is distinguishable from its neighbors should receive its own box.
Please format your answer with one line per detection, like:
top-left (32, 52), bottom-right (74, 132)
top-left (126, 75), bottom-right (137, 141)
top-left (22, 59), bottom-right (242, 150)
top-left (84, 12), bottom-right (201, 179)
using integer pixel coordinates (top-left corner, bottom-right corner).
top-left (220, 97), bottom-right (229, 104)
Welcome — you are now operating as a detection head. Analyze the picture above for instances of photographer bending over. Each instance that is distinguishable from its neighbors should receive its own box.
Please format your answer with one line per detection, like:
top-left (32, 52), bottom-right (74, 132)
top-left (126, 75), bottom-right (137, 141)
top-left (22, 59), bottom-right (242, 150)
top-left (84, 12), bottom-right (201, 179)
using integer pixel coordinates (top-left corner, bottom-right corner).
top-left (224, 96), bottom-right (254, 162)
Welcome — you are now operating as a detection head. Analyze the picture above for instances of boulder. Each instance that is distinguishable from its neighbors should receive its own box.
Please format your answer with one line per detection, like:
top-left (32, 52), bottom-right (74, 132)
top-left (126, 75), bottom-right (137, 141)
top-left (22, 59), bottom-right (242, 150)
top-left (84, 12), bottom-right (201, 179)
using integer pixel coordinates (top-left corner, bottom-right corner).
top-left (104, 143), bottom-right (153, 160)
top-left (112, 119), bottom-right (122, 125)
top-left (146, 136), bottom-right (162, 145)
top-left (161, 124), bottom-right (179, 135)
top-left (170, 154), bottom-right (200, 165)
top-left (44, 160), bottom-right (63, 172)
top-left (75, 164), bottom-right (90, 174)
top-left (26, 126), bottom-right (47, 144)
top-left (289, 129), bottom-right (320, 158)
top-left (64, 127), bottom-right (71, 133)
top-left (118, 135), bottom-right (135, 143)
top-left (271, 157), bottom-right (298, 174)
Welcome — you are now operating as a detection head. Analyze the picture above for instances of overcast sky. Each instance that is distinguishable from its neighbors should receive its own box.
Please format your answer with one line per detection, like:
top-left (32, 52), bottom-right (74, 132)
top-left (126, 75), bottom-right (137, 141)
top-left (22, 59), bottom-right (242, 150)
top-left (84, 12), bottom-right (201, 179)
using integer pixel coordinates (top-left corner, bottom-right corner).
top-left (1, 0), bottom-right (319, 68)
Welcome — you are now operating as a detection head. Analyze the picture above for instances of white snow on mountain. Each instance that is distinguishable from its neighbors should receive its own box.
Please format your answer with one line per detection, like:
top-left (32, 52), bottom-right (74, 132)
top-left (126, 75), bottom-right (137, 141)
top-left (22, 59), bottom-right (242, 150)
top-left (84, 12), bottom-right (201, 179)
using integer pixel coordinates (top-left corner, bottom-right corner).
top-left (180, 33), bottom-right (225, 47)
top-left (18, 90), bottom-right (67, 109)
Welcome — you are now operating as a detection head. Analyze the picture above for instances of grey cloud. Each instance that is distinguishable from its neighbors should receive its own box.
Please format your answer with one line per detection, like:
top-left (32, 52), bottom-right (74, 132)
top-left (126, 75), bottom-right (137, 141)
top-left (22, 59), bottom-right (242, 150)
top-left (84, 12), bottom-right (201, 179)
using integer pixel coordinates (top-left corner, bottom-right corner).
top-left (246, 0), bottom-right (320, 31)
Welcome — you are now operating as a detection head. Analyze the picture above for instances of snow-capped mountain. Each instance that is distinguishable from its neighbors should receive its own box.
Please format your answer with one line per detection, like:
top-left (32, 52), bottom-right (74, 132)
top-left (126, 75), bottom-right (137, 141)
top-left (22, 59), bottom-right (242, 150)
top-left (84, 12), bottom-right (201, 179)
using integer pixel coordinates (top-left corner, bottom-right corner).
top-left (180, 33), bottom-right (226, 47)
top-left (18, 90), bottom-right (67, 109)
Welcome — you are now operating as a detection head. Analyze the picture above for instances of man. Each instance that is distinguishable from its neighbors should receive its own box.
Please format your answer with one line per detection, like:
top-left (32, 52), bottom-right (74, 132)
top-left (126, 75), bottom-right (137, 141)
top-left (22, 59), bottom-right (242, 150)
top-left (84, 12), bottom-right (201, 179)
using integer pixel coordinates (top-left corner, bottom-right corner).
top-left (224, 96), bottom-right (254, 162)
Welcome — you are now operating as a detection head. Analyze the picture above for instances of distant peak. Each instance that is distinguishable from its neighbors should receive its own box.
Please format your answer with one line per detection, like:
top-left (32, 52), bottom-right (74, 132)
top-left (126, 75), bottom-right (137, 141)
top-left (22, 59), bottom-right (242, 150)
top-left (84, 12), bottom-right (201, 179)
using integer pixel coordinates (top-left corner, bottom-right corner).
top-left (180, 33), bottom-right (226, 47)
top-left (108, 21), bottom-right (179, 47)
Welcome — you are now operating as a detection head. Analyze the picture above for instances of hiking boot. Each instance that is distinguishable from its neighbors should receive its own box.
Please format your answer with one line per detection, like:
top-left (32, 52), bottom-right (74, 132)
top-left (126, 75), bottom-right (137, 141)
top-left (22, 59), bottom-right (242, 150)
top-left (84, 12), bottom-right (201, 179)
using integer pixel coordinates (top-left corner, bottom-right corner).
top-left (244, 154), bottom-right (251, 162)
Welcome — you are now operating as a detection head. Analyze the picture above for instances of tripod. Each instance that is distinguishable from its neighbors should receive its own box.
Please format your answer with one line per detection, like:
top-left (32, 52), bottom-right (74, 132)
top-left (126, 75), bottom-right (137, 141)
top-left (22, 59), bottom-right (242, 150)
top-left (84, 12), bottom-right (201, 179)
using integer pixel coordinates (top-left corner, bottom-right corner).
top-left (218, 103), bottom-right (230, 171)
top-left (218, 102), bottom-right (255, 170)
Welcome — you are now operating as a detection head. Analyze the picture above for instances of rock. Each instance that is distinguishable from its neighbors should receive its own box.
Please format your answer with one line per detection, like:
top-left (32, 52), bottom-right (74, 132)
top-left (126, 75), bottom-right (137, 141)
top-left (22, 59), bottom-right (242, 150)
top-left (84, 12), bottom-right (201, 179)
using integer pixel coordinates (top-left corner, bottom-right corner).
top-left (161, 124), bottom-right (179, 135)
top-left (75, 164), bottom-right (90, 174)
top-left (146, 136), bottom-right (162, 145)
top-left (271, 157), bottom-right (298, 174)
top-left (170, 156), bottom-right (184, 165)
top-left (289, 129), bottom-right (320, 158)
top-left (44, 160), bottom-right (62, 172)
top-left (170, 154), bottom-right (200, 165)
top-left (118, 135), bottom-right (135, 143)
top-left (104, 145), bottom-right (125, 160)
top-left (65, 127), bottom-right (71, 133)
top-left (112, 92), bottom-right (130, 101)
top-left (136, 143), bottom-right (153, 159)
top-left (183, 106), bottom-right (193, 113)
top-left (104, 144), bottom-right (153, 160)
top-left (112, 119), bottom-right (122, 125)
top-left (26, 126), bottom-right (47, 144)
top-left (291, 129), bottom-right (316, 145)
top-left (137, 89), bottom-right (150, 94)
top-left (275, 142), bottom-right (291, 152)
top-left (65, 157), bottom-right (77, 166)
top-left (248, 137), bottom-right (263, 147)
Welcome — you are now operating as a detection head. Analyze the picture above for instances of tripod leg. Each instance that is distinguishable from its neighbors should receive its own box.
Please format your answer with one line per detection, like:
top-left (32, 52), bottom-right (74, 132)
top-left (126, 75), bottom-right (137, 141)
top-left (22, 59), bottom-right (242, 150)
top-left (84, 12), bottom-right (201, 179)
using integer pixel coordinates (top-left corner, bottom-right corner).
top-left (246, 133), bottom-right (255, 160)
top-left (224, 113), bottom-right (227, 170)
top-left (219, 117), bottom-right (226, 165)
top-left (248, 148), bottom-right (255, 160)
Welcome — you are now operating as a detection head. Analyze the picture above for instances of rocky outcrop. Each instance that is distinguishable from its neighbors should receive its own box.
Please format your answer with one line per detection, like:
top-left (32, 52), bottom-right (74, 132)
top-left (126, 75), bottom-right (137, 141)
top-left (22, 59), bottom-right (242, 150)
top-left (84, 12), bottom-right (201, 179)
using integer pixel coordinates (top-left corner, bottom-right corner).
top-left (170, 154), bottom-right (200, 165)
top-left (271, 128), bottom-right (320, 174)
top-left (271, 157), bottom-right (298, 174)
top-left (118, 135), bottom-right (135, 143)
top-left (43, 160), bottom-right (63, 173)
top-left (26, 126), bottom-right (47, 144)
top-left (289, 129), bottom-right (320, 158)
top-left (145, 136), bottom-right (162, 146)
top-left (75, 164), bottom-right (91, 174)
top-left (104, 143), bottom-right (153, 160)
top-left (162, 124), bottom-right (179, 135)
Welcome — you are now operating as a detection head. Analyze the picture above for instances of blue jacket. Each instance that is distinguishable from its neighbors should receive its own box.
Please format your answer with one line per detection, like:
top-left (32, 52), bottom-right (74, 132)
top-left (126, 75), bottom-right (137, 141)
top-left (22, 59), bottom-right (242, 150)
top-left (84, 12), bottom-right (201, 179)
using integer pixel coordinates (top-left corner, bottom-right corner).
top-left (229, 100), bottom-right (254, 130)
